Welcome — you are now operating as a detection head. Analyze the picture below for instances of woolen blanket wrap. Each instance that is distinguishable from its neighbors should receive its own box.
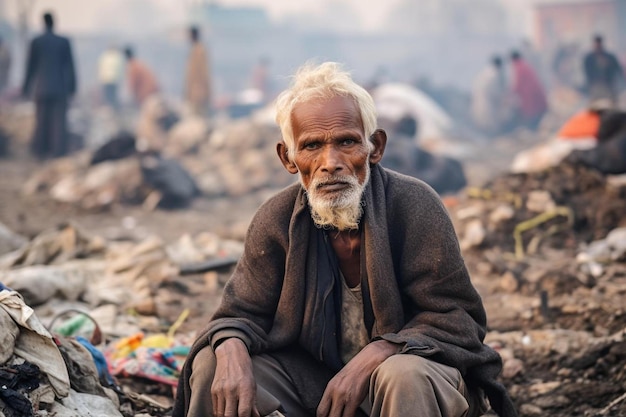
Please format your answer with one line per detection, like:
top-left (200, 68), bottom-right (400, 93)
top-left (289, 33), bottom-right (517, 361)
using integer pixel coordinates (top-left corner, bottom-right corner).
top-left (173, 164), bottom-right (517, 417)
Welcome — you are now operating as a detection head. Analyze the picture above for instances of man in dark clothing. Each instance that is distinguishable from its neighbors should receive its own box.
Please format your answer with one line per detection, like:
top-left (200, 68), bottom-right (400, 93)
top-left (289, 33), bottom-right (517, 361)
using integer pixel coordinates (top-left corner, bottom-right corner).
top-left (22, 12), bottom-right (77, 158)
top-left (173, 62), bottom-right (517, 417)
top-left (583, 35), bottom-right (624, 106)
top-left (0, 35), bottom-right (11, 95)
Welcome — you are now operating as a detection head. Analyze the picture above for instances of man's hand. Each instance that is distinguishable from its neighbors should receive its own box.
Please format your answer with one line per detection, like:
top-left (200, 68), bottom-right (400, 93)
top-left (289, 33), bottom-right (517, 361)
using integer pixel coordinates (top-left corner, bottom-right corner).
top-left (316, 340), bottom-right (400, 417)
top-left (212, 338), bottom-right (261, 417)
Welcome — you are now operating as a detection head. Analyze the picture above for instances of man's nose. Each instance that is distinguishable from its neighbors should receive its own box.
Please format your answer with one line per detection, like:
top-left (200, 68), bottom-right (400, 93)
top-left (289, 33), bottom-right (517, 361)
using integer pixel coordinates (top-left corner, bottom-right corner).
top-left (320, 146), bottom-right (344, 174)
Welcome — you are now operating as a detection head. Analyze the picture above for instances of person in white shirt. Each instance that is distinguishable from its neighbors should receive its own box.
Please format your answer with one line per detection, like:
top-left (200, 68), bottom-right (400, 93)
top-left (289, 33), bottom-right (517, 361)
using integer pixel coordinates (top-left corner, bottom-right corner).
top-left (98, 45), bottom-right (124, 109)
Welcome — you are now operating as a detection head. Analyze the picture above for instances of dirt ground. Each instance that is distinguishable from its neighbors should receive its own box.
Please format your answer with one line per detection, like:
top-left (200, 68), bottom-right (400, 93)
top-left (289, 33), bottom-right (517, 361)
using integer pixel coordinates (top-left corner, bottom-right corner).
top-left (2, 107), bottom-right (626, 416)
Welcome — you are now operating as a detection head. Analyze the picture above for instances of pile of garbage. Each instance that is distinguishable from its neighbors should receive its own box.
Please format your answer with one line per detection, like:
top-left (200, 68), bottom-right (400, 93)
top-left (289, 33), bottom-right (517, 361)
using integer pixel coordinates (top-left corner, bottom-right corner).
top-left (20, 99), bottom-right (294, 211)
top-left (448, 163), bottom-right (626, 416)
top-left (453, 162), bottom-right (626, 256)
top-left (5, 97), bottom-right (626, 416)
top-left (0, 222), bottom-right (243, 416)
top-left (15, 87), bottom-right (482, 211)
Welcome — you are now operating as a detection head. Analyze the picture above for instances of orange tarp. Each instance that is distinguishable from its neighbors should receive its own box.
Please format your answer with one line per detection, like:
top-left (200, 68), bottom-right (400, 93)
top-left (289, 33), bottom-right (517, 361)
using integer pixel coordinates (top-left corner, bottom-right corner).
top-left (557, 110), bottom-right (600, 140)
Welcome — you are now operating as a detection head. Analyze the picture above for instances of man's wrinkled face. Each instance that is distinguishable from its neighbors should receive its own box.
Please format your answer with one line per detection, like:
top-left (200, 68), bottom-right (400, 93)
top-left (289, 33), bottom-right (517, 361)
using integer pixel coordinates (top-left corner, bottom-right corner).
top-left (289, 96), bottom-right (371, 230)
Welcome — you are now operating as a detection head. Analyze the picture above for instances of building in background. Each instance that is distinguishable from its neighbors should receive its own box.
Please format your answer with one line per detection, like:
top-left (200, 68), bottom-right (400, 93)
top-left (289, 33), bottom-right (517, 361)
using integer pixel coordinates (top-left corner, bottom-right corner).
top-left (534, 0), bottom-right (626, 55)
top-left (533, 0), bottom-right (626, 90)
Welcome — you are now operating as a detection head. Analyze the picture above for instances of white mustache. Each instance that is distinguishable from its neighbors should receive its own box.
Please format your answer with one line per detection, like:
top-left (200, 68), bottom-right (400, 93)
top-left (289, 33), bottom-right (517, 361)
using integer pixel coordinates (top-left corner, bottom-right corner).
top-left (311, 175), bottom-right (359, 189)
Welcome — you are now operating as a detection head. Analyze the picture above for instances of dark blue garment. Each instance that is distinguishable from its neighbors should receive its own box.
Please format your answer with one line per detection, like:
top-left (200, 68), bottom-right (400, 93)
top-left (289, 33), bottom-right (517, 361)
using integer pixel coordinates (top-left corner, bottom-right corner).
top-left (298, 226), bottom-right (344, 371)
top-left (22, 29), bottom-right (77, 99)
top-left (75, 336), bottom-right (117, 388)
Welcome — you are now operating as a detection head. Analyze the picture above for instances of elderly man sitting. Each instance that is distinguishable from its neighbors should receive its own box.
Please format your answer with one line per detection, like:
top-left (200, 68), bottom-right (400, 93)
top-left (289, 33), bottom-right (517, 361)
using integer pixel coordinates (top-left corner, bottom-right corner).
top-left (173, 62), bottom-right (517, 417)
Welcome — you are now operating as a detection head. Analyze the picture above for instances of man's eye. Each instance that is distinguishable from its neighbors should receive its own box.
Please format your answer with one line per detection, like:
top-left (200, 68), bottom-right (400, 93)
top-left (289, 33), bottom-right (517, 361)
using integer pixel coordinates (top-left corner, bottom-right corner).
top-left (304, 142), bottom-right (319, 150)
top-left (341, 138), bottom-right (355, 145)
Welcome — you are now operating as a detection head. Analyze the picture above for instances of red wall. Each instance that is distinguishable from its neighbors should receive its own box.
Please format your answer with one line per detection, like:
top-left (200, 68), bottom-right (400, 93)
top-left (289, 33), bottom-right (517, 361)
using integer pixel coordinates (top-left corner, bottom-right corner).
top-left (535, 0), bottom-right (619, 51)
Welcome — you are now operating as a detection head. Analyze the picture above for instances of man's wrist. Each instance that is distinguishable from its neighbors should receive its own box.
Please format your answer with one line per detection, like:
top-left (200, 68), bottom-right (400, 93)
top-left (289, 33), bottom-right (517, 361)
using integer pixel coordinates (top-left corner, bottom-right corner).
top-left (214, 337), bottom-right (247, 355)
top-left (370, 339), bottom-right (402, 357)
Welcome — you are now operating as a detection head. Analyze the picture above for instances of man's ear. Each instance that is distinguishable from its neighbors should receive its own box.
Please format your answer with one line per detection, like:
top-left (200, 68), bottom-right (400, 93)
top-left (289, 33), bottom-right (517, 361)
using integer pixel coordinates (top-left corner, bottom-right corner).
top-left (368, 129), bottom-right (387, 164)
top-left (277, 141), bottom-right (298, 174)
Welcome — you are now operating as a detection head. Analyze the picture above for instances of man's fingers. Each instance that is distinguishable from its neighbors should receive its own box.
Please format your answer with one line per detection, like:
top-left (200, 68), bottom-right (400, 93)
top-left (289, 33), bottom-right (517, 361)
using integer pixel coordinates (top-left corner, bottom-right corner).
top-left (212, 392), bottom-right (223, 417)
top-left (317, 393), bottom-right (348, 417)
top-left (224, 397), bottom-right (239, 417)
top-left (237, 392), bottom-right (254, 417)
top-left (317, 393), bottom-right (331, 417)
top-left (328, 398), bottom-right (345, 417)
top-left (342, 400), bottom-right (360, 417)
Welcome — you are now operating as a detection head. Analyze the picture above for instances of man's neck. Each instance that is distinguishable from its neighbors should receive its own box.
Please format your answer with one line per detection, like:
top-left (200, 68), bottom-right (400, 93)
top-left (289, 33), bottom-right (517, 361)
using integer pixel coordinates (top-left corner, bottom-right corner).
top-left (328, 228), bottom-right (362, 288)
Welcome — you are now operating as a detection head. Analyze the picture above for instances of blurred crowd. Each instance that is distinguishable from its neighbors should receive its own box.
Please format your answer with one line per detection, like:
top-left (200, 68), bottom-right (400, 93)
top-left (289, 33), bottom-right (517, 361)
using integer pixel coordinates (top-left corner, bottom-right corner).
top-left (470, 35), bottom-right (625, 138)
top-left (0, 10), bottom-right (275, 161)
top-left (0, 9), bottom-right (624, 180)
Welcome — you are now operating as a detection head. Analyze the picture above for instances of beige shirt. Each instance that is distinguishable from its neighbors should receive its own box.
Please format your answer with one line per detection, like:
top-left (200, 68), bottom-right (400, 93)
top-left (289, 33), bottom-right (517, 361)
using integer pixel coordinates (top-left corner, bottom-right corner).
top-left (339, 276), bottom-right (370, 364)
top-left (185, 43), bottom-right (211, 108)
top-left (98, 49), bottom-right (123, 84)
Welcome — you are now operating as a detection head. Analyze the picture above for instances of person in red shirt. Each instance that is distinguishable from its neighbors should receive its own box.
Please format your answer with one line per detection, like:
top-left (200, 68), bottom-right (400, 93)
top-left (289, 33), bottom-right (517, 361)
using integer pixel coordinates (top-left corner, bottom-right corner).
top-left (510, 51), bottom-right (548, 130)
top-left (124, 46), bottom-right (159, 106)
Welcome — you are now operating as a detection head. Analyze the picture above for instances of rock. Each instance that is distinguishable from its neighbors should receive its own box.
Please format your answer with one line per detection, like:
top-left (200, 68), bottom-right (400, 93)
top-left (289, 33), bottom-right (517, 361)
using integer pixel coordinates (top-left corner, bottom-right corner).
top-left (511, 138), bottom-right (595, 174)
top-left (488, 204), bottom-right (515, 225)
top-left (502, 357), bottom-right (524, 379)
top-left (0, 222), bottom-right (27, 256)
top-left (204, 271), bottom-right (220, 294)
top-left (519, 403), bottom-right (543, 415)
top-left (1, 261), bottom-right (106, 306)
top-left (0, 223), bottom-right (107, 269)
top-left (498, 271), bottom-right (519, 293)
top-left (52, 389), bottom-right (123, 417)
top-left (578, 240), bottom-right (612, 264)
top-left (528, 381), bottom-right (561, 397)
top-left (526, 190), bottom-right (556, 213)
top-left (534, 395), bottom-right (570, 409)
top-left (455, 204), bottom-right (484, 220)
top-left (131, 298), bottom-right (157, 316)
top-left (166, 234), bottom-right (207, 265)
top-left (606, 227), bottom-right (626, 260)
top-left (165, 116), bottom-right (210, 157)
top-left (461, 219), bottom-right (486, 250)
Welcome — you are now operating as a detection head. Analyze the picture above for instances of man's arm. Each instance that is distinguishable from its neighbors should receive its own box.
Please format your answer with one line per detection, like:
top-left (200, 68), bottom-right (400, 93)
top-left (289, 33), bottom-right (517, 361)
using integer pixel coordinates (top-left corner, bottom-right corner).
top-left (21, 40), bottom-right (36, 97)
top-left (583, 54), bottom-right (594, 88)
top-left (212, 338), bottom-right (260, 417)
top-left (373, 176), bottom-right (491, 373)
top-left (64, 38), bottom-right (77, 97)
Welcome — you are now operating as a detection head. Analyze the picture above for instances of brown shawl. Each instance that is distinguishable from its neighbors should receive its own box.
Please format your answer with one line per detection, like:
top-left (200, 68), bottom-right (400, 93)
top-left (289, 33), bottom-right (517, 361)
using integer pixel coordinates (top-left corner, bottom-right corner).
top-left (173, 164), bottom-right (517, 417)
top-left (184, 43), bottom-right (210, 108)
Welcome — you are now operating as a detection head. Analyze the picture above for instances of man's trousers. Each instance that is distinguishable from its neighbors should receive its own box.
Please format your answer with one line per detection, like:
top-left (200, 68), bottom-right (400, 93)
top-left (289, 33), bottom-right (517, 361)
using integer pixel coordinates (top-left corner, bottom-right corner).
top-left (187, 346), bottom-right (488, 417)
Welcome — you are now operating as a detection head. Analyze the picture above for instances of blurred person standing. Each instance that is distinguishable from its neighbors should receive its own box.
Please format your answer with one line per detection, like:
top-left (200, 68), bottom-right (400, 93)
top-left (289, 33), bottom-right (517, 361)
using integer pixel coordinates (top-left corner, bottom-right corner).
top-left (521, 39), bottom-right (547, 86)
top-left (98, 45), bottom-right (124, 109)
top-left (471, 56), bottom-right (514, 136)
top-left (0, 35), bottom-right (11, 95)
top-left (250, 56), bottom-right (272, 103)
top-left (583, 35), bottom-right (624, 106)
top-left (184, 26), bottom-right (211, 115)
top-left (22, 12), bottom-right (77, 158)
top-left (124, 46), bottom-right (159, 106)
top-left (510, 51), bottom-right (548, 130)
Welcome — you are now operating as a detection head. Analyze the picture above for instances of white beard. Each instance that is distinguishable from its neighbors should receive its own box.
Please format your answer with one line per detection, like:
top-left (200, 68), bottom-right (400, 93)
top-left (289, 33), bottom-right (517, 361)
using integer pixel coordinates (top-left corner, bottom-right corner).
top-left (303, 163), bottom-right (370, 231)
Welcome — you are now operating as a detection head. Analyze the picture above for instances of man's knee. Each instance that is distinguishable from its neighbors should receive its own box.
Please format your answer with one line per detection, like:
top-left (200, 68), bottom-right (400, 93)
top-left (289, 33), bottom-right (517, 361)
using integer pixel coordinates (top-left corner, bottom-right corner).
top-left (373, 354), bottom-right (463, 388)
top-left (370, 354), bottom-right (470, 415)
top-left (190, 346), bottom-right (217, 390)
top-left (371, 355), bottom-right (465, 398)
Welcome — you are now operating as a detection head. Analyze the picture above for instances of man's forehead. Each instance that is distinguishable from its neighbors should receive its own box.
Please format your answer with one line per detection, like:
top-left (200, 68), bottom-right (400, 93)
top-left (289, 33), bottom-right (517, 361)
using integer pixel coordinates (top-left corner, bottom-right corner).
top-left (291, 95), bottom-right (363, 130)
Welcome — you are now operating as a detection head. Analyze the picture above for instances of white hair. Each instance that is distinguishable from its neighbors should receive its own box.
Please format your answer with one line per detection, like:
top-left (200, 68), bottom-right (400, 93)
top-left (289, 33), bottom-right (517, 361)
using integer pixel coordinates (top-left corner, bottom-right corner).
top-left (275, 61), bottom-right (378, 161)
